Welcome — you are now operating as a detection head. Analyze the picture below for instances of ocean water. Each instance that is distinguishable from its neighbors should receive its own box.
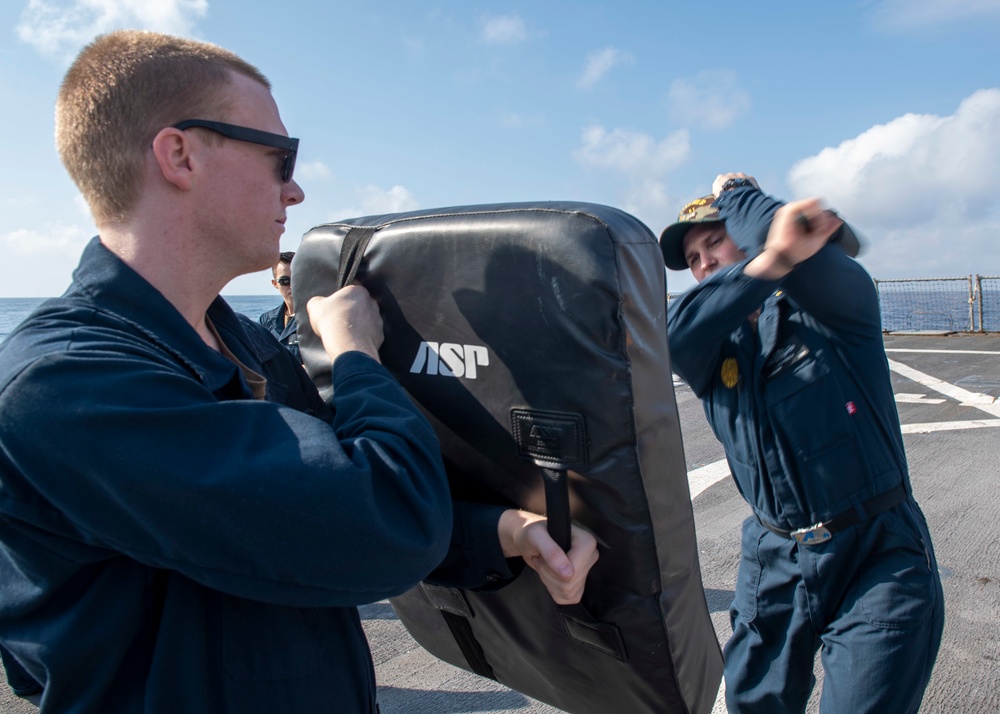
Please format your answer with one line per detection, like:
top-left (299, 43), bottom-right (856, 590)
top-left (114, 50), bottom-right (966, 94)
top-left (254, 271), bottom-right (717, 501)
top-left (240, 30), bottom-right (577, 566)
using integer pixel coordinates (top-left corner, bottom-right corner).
top-left (877, 288), bottom-right (976, 332)
top-left (0, 296), bottom-right (279, 344)
top-left (1, 288), bottom-right (997, 344)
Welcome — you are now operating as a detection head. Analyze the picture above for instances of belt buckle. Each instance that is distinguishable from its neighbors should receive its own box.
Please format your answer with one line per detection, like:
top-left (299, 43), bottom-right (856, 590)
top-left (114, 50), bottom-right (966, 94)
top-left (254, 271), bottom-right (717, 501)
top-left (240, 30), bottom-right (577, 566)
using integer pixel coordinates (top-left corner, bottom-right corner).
top-left (791, 523), bottom-right (832, 545)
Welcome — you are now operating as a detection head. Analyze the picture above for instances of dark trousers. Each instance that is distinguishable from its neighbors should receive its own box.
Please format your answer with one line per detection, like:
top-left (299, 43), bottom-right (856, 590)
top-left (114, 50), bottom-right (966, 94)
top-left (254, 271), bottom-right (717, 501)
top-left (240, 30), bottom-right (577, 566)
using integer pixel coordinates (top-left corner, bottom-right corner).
top-left (724, 500), bottom-right (944, 713)
top-left (1, 643), bottom-right (42, 697)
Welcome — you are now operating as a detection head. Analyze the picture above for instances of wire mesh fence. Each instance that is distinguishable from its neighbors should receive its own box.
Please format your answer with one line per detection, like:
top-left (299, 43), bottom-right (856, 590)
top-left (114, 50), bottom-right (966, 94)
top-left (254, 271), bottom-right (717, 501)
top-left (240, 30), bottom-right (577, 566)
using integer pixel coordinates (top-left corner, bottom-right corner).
top-left (668, 275), bottom-right (999, 333)
top-left (874, 277), bottom-right (975, 332)
top-left (979, 275), bottom-right (1000, 333)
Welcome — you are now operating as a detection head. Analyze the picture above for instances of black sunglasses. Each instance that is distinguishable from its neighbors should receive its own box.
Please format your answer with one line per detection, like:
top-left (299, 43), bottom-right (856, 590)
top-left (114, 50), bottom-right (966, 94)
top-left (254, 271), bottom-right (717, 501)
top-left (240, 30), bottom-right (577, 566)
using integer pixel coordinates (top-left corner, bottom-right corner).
top-left (275, 276), bottom-right (291, 286)
top-left (173, 119), bottom-right (299, 183)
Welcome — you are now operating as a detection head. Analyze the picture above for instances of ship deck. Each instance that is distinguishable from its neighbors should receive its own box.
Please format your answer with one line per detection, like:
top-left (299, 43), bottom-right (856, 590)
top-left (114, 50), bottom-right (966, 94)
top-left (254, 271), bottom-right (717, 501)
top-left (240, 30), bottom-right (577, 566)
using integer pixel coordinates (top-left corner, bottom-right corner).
top-left (3, 332), bottom-right (998, 713)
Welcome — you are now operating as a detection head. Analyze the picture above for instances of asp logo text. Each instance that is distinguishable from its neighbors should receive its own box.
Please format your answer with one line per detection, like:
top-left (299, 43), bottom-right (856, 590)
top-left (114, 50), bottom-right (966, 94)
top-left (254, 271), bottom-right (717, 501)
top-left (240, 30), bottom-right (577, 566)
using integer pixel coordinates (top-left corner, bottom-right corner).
top-left (409, 341), bottom-right (490, 379)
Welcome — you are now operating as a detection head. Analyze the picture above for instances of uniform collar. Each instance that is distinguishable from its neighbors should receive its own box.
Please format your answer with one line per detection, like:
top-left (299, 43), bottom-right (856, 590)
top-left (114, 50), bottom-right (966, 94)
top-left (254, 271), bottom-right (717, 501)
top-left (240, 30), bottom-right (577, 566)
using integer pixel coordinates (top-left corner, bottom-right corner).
top-left (69, 237), bottom-right (251, 393)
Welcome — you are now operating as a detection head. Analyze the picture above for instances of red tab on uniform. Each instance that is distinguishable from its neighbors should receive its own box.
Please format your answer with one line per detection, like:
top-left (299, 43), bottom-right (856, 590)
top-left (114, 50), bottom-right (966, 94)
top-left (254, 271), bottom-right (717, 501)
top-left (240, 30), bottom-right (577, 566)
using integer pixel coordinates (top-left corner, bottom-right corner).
top-left (846, 401), bottom-right (857, 415)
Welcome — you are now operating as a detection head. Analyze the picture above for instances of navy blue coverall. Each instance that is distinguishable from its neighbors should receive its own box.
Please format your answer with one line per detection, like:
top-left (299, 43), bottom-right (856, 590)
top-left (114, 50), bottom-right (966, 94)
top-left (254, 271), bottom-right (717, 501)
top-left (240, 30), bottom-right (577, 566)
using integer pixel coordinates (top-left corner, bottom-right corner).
top-left (667, 188), bottom-right (944, 713)
top-left (0, 238), bottom-right (515, 713)
top-left (258, 302), bottom-right (301, 363)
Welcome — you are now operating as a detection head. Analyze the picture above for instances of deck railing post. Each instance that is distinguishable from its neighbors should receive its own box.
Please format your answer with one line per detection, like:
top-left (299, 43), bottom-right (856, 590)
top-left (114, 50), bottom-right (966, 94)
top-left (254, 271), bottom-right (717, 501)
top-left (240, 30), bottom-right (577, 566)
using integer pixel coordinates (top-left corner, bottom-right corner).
top-left (975, 274), bottom-right (984, 333)
top-left (968, 275), bottom-right (975, 332)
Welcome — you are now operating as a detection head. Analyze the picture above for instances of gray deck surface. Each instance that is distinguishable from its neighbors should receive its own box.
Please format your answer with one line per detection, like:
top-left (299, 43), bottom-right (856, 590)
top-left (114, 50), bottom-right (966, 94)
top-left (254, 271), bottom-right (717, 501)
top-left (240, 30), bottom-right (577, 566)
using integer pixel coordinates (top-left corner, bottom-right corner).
top-left (3, 332), bottom-right (998, 713)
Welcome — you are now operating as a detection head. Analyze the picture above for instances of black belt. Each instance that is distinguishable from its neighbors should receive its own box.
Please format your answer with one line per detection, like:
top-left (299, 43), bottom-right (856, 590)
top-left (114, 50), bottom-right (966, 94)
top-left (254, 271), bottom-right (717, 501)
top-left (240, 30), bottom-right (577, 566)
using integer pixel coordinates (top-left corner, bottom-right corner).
top-left (756, 484), bottom-right (908, 546)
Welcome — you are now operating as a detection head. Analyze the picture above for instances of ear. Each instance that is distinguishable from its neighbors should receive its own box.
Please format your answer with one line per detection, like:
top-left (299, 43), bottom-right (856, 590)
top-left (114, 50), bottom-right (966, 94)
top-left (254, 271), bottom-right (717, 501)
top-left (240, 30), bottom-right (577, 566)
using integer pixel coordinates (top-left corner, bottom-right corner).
top-left (150, 127), bottom-right (196, 191)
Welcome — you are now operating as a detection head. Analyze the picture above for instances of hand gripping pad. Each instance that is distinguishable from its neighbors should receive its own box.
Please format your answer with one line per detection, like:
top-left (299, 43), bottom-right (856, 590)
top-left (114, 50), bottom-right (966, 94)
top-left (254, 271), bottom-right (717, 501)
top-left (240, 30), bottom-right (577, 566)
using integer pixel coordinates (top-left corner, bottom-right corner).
top-left (293, 202), bottom-right (722, 714)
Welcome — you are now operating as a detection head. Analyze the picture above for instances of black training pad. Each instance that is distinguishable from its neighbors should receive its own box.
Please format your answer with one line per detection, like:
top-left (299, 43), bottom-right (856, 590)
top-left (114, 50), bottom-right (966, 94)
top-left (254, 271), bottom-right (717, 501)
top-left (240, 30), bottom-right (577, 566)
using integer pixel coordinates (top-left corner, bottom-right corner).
top-left (294, 202), bottom-right (722, 714)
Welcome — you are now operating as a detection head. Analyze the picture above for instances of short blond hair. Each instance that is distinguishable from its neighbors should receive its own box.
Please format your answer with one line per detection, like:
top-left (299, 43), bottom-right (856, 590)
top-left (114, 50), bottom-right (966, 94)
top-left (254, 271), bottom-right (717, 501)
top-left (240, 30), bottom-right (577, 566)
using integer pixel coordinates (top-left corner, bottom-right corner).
top-left (55, 30), bottom-right (270, 225)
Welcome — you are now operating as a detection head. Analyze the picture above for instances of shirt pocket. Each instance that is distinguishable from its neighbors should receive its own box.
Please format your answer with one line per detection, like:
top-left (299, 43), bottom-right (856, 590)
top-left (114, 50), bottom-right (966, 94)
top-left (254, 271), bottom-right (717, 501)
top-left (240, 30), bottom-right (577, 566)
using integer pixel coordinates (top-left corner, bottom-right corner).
top-left (763, 354), bottom-right (867, 493)
top-left (764, 355), bottom-right (852, 457)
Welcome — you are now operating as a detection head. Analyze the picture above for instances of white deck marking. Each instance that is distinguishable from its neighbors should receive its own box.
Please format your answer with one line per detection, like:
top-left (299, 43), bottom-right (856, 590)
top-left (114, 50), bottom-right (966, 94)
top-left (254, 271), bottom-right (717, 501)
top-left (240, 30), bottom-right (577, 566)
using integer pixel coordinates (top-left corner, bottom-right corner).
top-left (888, 359), bottom-right (1000, 418)
top-left (688, 358), bottom-right (1000, 500)
top-left (687, 459), bottom-right (731, 499)
top-left (901, 419), bottom-right (1000, 434)
top-left (885, 348), bottom-right (1000, 355)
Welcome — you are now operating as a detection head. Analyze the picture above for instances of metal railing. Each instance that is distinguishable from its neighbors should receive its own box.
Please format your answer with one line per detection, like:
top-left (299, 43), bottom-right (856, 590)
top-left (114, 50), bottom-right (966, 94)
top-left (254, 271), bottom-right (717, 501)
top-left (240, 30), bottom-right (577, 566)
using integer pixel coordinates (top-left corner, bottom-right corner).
top-left (874, 275), bottom-right (999, 333)
top-left (667, 274), bottom-right (1000, 333)
top-left (980, 275), bottom-right (1000, 332)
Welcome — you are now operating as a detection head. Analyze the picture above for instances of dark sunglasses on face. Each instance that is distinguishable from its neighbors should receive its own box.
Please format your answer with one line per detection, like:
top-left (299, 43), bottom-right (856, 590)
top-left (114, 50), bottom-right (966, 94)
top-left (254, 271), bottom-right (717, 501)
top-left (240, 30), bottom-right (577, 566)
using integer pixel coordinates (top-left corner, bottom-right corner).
top-left (275, 276), bottom-right (291, 287)
top-left (173, 119), bottom-right (299, 183)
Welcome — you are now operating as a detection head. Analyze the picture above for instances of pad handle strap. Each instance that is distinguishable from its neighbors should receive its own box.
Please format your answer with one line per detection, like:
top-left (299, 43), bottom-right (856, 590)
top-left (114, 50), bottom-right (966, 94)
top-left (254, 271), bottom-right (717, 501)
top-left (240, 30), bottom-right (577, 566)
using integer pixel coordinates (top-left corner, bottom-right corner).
top-left (336, 226), bottom-right (377, 289)
top-left (541, 466), bottom-right (628, 661)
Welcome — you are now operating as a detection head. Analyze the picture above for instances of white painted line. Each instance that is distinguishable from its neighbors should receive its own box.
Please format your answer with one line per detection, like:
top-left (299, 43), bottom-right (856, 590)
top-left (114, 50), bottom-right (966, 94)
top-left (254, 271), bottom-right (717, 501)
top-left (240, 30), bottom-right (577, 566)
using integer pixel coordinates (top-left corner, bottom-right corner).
top-left (901, 419), bottom-right (1000, 434)
top-left (885, 348), bottom-right (1000, 355)
top-left (686, 361), bottom-right (1000, 500)
top-left (888, 359), bottom-right (1000, 418)
top-left (895, 393), bottom-right (946, 404)
top-left (711, 680), bottom-right (727, 714)
top-left (688, 459), bottom-right (731, 499)
top-left (685, 419), bottom-right (1000, 499)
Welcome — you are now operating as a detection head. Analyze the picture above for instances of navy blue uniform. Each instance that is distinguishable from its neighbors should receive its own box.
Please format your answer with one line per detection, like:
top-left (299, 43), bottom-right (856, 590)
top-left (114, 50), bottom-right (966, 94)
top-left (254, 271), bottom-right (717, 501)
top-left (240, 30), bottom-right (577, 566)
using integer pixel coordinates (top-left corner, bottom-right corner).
top-left (0, 643), bottom-right (40, 696)
top-left (668, 189), bottom-right (944, 713)
top-left (258, 302), bottom-right (301, 363)
top-left (0, 238), bottom-right (512, 713)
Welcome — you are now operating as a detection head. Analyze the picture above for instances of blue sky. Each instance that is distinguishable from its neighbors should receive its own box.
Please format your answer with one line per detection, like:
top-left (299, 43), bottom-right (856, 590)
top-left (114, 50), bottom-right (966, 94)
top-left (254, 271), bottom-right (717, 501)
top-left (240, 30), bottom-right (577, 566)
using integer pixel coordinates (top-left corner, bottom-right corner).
top-left (2, 0), bottom-right (999, 297)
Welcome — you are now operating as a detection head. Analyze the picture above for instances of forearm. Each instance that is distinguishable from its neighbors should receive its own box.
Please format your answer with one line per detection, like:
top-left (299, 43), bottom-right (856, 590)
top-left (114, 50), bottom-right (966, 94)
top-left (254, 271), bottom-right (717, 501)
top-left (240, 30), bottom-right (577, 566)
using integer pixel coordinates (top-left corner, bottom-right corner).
top-left (3, 352), bottom-right (453, 607)
top-left (717, 190), bottom-right (880, 333)
top-left (667, 267), bottom-right (778, 393)
top-left (714, 186), bottom-right (780, 255)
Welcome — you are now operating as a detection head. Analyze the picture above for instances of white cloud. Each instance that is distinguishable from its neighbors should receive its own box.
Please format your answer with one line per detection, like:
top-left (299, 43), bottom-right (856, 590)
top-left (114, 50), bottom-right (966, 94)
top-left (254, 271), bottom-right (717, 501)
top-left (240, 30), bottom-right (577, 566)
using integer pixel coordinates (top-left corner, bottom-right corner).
top-left (358, 184), bottom-right (418, 214)
top-left (17, 0), bottom-right (208, 59)
top-left (787, 88), bottom-right (1000, 278)
top-left (480, 14), bottom-right (529, 45)
top-left (2, 223), bottom-right (91, 256)
top-left (572, 126), bottom-right (691, 237)
top-left (668, 70), bottom-right (750, 130)
top-left (577, 47), bottom-right (633, 90)
top-left (330, 184), bottom-right (419, 221)
top-left (868, 0), bottom-right (1000, 32)
top-left (573, 125), bottom-right (690, 177)
top-left (620, 179), bottom-right (676, 236)
top-left (296, 161), bottom-right (332, 182)
top-left (73, 192), bottom-right (93, 219)
top-left (854, 219), bottom-right (1000, 279)
top-left (2, 223), bottom-right (91, 296)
